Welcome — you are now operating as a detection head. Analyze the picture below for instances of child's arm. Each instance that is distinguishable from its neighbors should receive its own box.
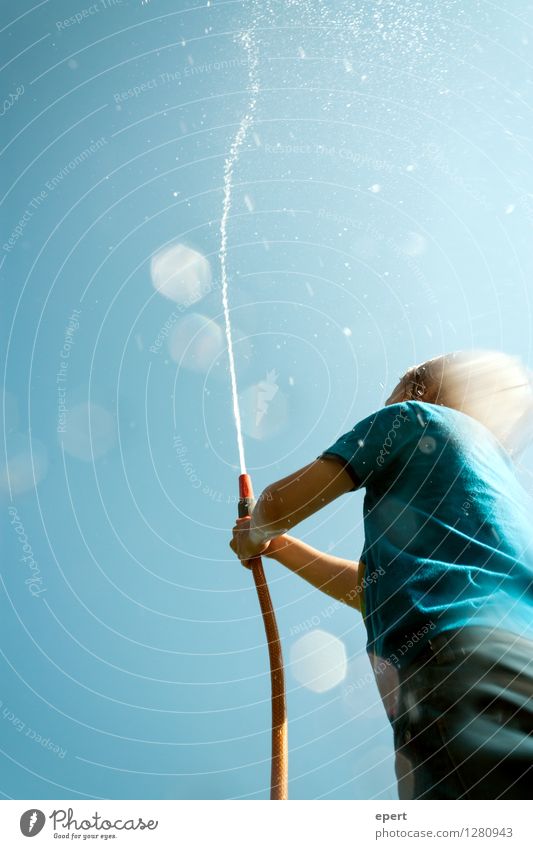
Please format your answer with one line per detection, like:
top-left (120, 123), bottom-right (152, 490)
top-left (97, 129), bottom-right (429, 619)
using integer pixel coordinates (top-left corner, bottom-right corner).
top-left (264, 533), bottom-right (364, 612)
top-left (242, 456), bottom-right (357, 555)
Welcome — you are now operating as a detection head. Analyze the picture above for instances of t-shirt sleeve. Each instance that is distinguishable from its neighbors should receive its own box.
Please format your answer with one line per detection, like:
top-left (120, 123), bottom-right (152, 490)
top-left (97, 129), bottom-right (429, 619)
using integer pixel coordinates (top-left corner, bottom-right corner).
top-left (316, 402), bottom-right (416, 491)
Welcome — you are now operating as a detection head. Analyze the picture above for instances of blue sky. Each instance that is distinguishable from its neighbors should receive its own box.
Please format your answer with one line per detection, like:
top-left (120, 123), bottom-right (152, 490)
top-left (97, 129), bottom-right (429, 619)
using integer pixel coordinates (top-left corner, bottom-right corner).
top-left (1, 0), bottom-right (533, 800)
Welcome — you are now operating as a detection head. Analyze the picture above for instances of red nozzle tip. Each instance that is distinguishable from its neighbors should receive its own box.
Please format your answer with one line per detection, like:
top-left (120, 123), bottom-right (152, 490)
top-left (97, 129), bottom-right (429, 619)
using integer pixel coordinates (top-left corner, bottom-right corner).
top-left (238, 473), bottom-right (254, 500)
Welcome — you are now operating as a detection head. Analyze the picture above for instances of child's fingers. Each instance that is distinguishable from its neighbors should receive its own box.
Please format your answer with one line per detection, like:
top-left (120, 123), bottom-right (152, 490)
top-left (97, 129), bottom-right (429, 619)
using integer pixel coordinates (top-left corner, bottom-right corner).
top-left (229, 525), bottom-right (246, 558)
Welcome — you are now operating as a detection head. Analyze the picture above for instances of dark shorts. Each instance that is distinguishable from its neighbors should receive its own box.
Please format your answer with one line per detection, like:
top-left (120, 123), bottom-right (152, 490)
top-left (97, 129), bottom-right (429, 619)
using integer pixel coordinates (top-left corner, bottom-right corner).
top-left (391, 626), bottom-right (533, 800)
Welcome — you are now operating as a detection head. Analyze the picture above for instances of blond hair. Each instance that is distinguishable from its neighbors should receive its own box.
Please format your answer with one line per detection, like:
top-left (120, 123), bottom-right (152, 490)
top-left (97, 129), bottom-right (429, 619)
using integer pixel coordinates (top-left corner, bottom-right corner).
top-left (402, 350), bottom-right (533, 457)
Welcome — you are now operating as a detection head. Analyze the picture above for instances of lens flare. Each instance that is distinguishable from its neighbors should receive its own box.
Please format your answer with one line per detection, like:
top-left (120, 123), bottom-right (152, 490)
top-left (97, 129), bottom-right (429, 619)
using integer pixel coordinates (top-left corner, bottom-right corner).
top-left (150, 243), bottom-right (211, 306)
top-left (168, 313), bottom-right (224, 372)
top-left (0, 435), bottom-right (48, 495)
top-left (290, 629), bottom-right (347, 693)
top-left (60, 402), bottom-right (116, 462)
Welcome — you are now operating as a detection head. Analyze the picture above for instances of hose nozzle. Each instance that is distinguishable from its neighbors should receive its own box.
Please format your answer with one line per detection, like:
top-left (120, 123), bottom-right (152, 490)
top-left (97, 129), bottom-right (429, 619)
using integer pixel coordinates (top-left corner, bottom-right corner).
top-left (238, 472), bottom-right (256, 519)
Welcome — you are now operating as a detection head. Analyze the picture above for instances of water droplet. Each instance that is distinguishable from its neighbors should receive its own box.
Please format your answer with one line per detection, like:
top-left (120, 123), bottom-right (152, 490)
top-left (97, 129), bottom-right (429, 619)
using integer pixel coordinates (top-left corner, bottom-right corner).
top-left (418, 436), bottom-right (436, 454)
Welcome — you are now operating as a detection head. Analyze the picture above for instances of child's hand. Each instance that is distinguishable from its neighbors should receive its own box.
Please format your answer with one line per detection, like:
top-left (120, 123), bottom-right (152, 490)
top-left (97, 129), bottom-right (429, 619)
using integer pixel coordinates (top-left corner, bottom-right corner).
top-left (229, 517), bottom-right (271, 566)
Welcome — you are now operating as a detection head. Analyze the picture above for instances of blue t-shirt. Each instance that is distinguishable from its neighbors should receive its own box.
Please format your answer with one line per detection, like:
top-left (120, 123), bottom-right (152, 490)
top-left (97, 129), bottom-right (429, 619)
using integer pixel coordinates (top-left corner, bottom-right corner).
top-left (318, 400), bottom-right (533, 669)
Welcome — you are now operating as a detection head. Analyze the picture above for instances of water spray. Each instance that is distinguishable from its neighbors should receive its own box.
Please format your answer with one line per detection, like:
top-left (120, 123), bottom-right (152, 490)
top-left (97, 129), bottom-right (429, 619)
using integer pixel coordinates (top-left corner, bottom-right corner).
top-left (219, 21), bottom-right (288, 800)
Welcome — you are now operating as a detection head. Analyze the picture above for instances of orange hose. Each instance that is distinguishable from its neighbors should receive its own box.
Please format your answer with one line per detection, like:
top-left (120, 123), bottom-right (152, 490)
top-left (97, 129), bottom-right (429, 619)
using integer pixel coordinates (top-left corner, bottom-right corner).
top-left (238, 474), bottom-right (288, 800)
top-left (250, 556), bottom-right (288, 799)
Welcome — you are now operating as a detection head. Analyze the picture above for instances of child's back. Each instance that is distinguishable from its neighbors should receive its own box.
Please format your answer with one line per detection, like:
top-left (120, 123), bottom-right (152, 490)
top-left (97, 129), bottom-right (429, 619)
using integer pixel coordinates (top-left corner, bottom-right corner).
top-left (320, 399), bottom-right (533, 668)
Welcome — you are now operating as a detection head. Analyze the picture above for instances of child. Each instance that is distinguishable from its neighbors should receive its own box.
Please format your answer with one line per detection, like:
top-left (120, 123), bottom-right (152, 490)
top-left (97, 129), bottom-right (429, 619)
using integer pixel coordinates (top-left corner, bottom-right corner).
top-left (230, 349), bottom-right (533, 799)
